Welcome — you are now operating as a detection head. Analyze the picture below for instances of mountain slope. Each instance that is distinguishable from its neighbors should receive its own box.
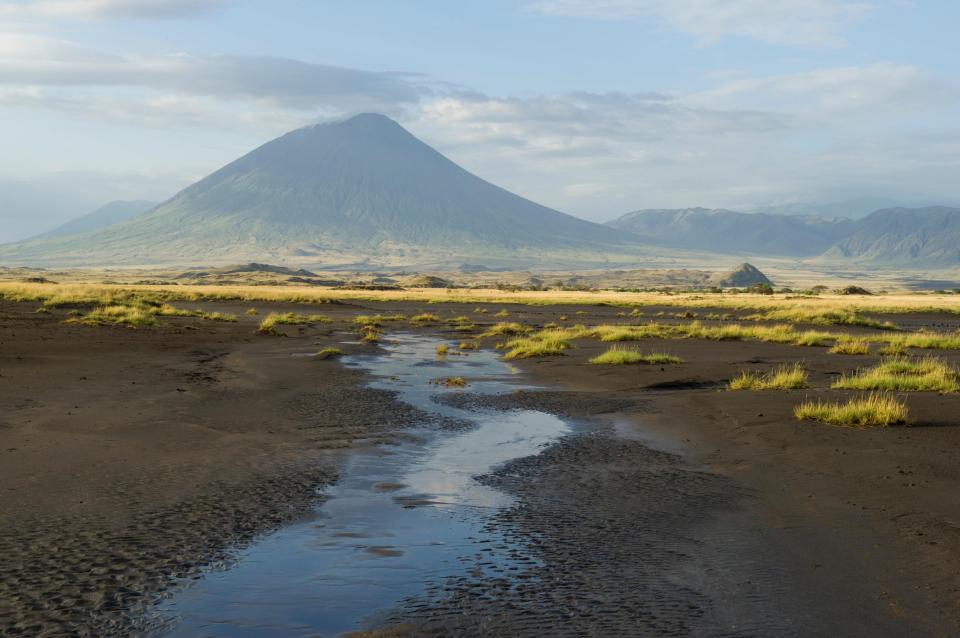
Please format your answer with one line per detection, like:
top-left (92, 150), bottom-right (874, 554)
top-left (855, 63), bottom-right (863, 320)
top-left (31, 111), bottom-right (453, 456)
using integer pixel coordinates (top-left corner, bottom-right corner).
top-left (607, 208), bottom-right (854, 257)
top-left (36, 200), bottom-right (157, 239)
top-left (0, 114), bottom-right (631, 268)
top-left (820, 207), bottom-right (960, 267)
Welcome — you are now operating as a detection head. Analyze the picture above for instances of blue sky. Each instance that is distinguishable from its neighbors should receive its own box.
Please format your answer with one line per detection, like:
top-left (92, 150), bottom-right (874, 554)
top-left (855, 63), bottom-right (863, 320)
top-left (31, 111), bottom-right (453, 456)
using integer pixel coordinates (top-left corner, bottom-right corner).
top-left (1, 0), bottom-right (958, 240)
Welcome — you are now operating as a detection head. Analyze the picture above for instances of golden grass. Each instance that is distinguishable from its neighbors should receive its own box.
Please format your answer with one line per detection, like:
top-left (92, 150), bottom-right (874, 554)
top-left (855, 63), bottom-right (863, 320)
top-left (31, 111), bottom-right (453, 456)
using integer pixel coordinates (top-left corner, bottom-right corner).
top-left (494, 309), bottom-right (510, 317)
top-left (258, 312), bottom-right (333, 333)
top-left (410, 312), bottom-right (440, 323)
top-left (794, 393), bottom-right (908, 427)
top-left (743, 308), bottom-right (897, 329)
top-left (5, 282), bottom-right (960, 317)
top-left (480, 322), bottom-right (531, 337)
top-left (459, 340), bottom-right (479, 350)
top-left (435, 344), bottom-right (448, 356)
top-left (588, 345), bottom-right (683, 365)
top-left (353, 313), bottom-right (405, 327)
top-left (65, 301), bottom-right (236, 327)
top-left (502, 333), bottom-right (571, 360)
top-left (832, 356), bottom-right (959, 392)
top-left (829, 338), bottom-right (871, 355)
top-left (245, 307), bottom-right (258, 316)
top-left (66, 304), bottom-right (158, 327)
top-left (558, 322), bottom-right (835, 348)
top-left (315, 347), bottom-right (343, 359)
top-left (729, 363), bottom-right (808, 390)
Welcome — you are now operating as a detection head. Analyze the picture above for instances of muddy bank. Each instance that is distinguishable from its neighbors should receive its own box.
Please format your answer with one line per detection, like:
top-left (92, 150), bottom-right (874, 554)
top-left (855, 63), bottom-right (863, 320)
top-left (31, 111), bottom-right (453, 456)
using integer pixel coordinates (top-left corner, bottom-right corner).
top-left (371, 406), bottom-right (919, 637)
top-left (0, 301), bottom-right (456, 636)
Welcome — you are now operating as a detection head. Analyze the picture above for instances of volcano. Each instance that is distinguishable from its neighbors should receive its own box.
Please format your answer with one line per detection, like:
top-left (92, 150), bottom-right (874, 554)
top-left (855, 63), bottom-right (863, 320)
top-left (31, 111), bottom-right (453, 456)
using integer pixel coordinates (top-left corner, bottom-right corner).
top-left (0, 113), bottom-right (634, 268)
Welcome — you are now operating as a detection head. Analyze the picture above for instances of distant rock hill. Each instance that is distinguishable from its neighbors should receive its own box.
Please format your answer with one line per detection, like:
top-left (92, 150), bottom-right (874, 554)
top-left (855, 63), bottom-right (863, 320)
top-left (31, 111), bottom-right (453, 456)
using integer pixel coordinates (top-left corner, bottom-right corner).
top-left (30, 200), bottom-right (157, 240)
top-left (714, 263), bottom-right (773, 288)
top-left (819, 207), bottom-right (960, 267)
top-left (0, 114), bottom-right (632, 268)
top-left (606, 207), bottom-right (854, 257)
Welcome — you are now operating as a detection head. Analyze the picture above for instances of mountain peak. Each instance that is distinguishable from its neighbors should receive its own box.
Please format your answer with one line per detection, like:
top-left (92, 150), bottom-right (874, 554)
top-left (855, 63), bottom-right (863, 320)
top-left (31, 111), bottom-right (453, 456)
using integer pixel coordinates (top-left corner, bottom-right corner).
top-left (0, 114), bottom-right (628, 267)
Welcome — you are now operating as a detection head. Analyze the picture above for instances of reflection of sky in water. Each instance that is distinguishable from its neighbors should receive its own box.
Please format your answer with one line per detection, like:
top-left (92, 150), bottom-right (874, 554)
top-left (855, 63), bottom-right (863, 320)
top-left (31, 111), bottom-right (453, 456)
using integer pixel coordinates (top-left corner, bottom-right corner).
top-left (157, 333), bottom-right (569, 638)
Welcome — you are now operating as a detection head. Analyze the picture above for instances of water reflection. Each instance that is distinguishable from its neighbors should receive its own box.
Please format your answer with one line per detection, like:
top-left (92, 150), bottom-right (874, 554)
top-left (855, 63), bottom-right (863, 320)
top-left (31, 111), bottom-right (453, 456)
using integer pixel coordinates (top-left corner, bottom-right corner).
top-left (158, 334), bottom-right (569, 637)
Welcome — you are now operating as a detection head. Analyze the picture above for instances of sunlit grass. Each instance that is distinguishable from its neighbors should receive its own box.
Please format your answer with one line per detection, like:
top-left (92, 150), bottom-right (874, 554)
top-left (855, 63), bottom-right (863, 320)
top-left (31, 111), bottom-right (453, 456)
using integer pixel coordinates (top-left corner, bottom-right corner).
top-left (589, 345), bottom-right (683, 365)
top-left (829, 338), bottom-right (871, 355)
top-left (410, 312), bottom-right (440, 323)
top-left (729, 363), bottom-right (808, 390)
top-left (258, 312), bottom-right (333, 333)
top-left (66, 304), bottom-right (158, 327)
top-left (5, 282), bottom-right (960, 318)
top-left (480, 322), bottom-right (531, 337)
top-left (502, 333), bottom-right (571, 360)
top-left (794, 393), bottom-right (908, 427)
top-left (315, 347), bottom-right (343, 359)
top-left (743, 308), bottom-right (897, 330)
top-left (832, 356), bottom-right (959, 392)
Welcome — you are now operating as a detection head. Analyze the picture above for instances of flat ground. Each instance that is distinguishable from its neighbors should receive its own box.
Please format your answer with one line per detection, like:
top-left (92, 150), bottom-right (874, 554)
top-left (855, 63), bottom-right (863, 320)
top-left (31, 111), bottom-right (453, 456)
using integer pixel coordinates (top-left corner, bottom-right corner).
top-left (2, 289), bottom-right (960, 636)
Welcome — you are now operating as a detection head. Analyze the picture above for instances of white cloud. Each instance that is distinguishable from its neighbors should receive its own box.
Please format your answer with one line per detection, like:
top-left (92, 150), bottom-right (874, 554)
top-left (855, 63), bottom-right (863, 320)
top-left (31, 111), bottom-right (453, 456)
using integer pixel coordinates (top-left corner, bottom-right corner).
top-left (0, 33), bottom-right (432, 116)
top-left (0, 0), bottom-right (230, 20)
top-left (527, 0), bottom-right (875, 47)
top-left (0, 30), bottom-right (956, 223)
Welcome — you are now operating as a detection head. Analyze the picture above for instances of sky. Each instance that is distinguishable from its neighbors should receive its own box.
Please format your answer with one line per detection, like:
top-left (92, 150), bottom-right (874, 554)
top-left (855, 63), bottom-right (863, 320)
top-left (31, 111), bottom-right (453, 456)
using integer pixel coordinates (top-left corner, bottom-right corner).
top-left (1, 0), bottom-right (959, 241)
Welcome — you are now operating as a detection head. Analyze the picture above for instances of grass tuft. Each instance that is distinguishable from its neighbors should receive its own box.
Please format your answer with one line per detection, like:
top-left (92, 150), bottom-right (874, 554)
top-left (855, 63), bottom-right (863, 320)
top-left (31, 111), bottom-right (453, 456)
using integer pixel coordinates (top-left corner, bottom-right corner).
top-left (829, 338), bottom-right (871, 355)
top-left (258, 312), bottom-right (333, 334)
top-left (502, 333), bottom-right (571, 360)
top-left (832, 356), bottom-right (959, 392)
top-left (315, 347), bottom-right (343, 359)
top-left (481, 322), bottom-right (531, 337)
top-left (794, 393), bottom-right (908, 427)
top-left (589, 345), bottom-right (682, 365)
top-left (729, 363), bottom-right (808, 390)
top-left (410, 313), bottom-right (440, 323)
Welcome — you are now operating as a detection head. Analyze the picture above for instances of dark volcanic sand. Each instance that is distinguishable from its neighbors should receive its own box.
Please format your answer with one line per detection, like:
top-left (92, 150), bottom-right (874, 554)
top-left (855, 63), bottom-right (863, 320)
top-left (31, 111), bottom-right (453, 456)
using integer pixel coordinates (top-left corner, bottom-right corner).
top-left (2, 298), bottom-right (960, 636)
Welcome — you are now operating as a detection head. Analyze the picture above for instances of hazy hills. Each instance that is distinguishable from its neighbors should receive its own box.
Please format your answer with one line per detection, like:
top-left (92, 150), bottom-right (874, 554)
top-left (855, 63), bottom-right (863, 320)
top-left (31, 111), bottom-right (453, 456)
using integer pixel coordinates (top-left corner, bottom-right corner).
top-left (36, 200), bottom-right (157, 240)
top-left (821, 207), bottom-right (960, 267)
top-left (607, 206), bottom-right (960, 267)
top-left (0, 114), bottom-right (632, 268)
top-left (606, 208), bottom-right (855, 257)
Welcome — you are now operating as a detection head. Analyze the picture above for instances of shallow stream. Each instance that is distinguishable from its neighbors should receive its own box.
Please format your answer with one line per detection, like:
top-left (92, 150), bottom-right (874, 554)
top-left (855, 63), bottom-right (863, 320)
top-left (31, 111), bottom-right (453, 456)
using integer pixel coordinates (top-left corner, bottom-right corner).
top-left (158, 333), bottom-right (570, 637)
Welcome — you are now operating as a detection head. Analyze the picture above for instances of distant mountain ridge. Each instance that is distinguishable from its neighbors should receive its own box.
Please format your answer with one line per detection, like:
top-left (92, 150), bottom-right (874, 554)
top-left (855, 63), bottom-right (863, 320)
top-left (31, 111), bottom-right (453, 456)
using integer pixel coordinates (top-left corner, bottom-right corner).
top-left (606, 207), bottom-right (855, 257)
top-left (607, 205), bottom-right (960, 267)
top-left (820, 206), bottom-right (960, 267)
top-left (35, 200), bottom-right (157, 239)
top-left (0, 114), bottom-right (633, 268)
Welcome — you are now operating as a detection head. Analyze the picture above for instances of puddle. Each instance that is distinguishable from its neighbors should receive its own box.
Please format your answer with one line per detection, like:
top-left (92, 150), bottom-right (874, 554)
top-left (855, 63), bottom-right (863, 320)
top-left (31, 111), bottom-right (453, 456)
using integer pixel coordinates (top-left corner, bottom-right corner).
top-left (156, 334), bottom-right (570, 637)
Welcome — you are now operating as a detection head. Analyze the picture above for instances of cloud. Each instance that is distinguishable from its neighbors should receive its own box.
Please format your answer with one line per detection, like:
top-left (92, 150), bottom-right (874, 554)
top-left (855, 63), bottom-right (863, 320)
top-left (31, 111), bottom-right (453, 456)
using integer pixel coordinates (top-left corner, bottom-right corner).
top-left (0, 30), bottom-right (957, 223)
top-left (0, 0), bottom-right (231, 20)
top-left (0, 33), bottom-right (433, 116)
top-left (526, 0), bottom-right (875, 47)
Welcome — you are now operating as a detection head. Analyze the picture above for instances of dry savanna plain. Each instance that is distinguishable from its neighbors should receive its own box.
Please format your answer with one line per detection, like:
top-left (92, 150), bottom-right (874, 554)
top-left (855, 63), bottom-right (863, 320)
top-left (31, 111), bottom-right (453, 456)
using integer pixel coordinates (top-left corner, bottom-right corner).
top-left (3, 277), bottom-right (960, 636)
